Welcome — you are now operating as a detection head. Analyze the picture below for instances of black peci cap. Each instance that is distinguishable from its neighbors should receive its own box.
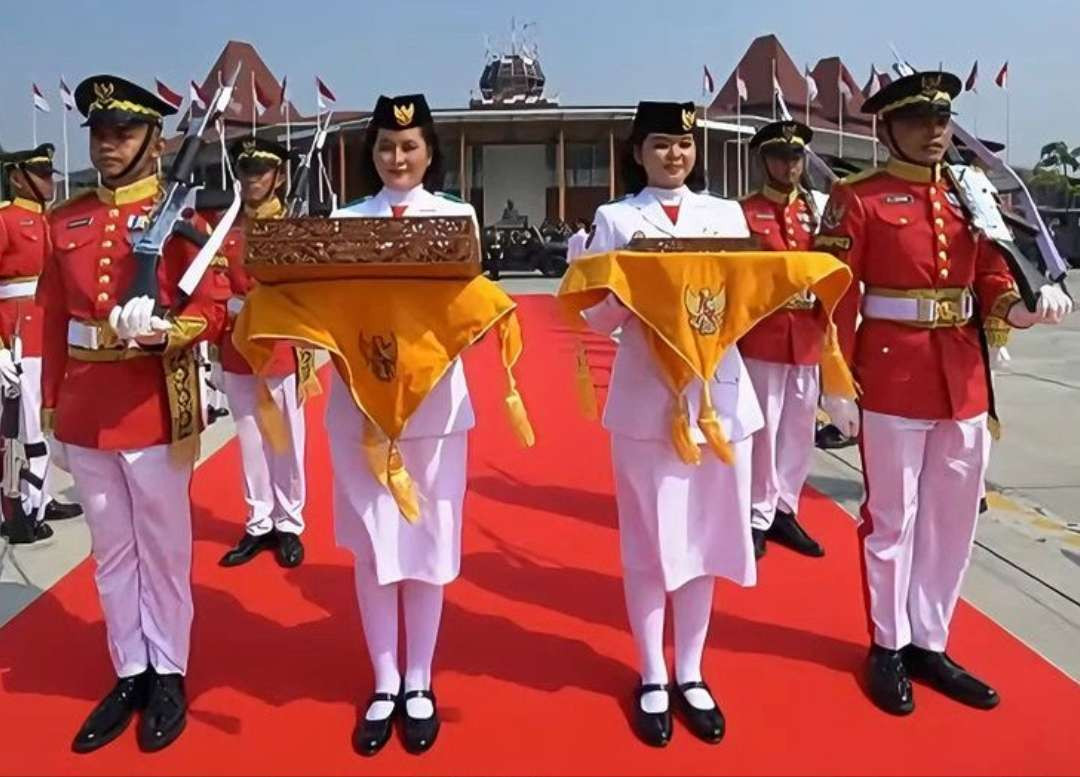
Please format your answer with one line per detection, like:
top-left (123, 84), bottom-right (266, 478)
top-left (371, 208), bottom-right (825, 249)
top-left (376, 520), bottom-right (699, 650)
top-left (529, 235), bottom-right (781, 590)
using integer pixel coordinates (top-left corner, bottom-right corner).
top-left (630, 101), bottom-right (697, 142)
top-left (371, 94), bottom-right (434, 131)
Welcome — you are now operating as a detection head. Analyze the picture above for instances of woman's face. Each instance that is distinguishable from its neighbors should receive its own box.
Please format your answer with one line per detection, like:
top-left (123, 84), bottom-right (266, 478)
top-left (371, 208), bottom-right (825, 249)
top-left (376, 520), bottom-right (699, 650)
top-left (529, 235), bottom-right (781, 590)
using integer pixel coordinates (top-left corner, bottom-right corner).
top-left (634, 133), bottom-right (696, 189)
top-left (373, 127), bottom-right (431, 191)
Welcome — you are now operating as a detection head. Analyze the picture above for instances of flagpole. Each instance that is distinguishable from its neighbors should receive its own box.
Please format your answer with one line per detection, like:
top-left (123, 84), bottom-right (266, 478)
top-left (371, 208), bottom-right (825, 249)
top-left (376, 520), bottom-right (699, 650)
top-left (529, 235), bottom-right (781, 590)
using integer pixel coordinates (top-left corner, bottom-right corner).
top-left (703, 98), bottom-right (710, 192)
top-left (316, 79), bottom-right (325, 203)
top-left (251, 72), bottom-right (257, 135)
top-left (1005, 86), bottom-right (1010, 165)
top-left (736, 89), bottom-right (743, 197)
top-left (838, 79), bottom-right (844, 159)
top-left (32, 93), bottom-right (37, 147)
top-left (772, 59), bottom-right (777, 120)
top-left (722, 140), bottom-right (729, 197)
top-left (872, 114), bottom-right (878, 167)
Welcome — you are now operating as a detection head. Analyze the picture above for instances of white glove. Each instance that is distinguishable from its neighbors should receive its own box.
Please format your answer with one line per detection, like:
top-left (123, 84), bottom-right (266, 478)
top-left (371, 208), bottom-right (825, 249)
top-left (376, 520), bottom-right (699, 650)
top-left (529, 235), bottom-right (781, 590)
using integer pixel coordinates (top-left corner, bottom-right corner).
top-left (821, 395), bottom-right (860, 439)
top-left (0, 348), bottom-right (18, 391)
top-left (108, 297), bottom-right (171, 345)
top-left (990, 346), bottom-right (1011, 370)
top-left (1007, 285), bottom-right (1073, 327)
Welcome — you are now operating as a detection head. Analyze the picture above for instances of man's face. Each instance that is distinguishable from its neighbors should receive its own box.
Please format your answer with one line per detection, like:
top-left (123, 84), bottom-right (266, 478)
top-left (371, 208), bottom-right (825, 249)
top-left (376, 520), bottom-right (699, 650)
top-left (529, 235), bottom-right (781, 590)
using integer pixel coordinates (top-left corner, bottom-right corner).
top-left (89, 122), bottom-right (161, 182)
top-left (238, 163), bottom-right (280, 206)
top-left (9, 164), bottom-right (55, 201)
top-left (763, 152), bottom-right (805, 187)
top-left (885, 113), bottom-right (953, 165)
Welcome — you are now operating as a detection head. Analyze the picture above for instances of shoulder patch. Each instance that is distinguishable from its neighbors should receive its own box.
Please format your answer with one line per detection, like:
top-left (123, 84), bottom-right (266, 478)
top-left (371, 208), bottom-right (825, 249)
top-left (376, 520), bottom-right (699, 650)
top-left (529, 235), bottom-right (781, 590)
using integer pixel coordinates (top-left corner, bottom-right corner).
top-left (434, 191), bottom-right (464, 203)
top-left (814, 234), bottom-right (852, 251)
top-left (836, 167), bottom-right (885, 187)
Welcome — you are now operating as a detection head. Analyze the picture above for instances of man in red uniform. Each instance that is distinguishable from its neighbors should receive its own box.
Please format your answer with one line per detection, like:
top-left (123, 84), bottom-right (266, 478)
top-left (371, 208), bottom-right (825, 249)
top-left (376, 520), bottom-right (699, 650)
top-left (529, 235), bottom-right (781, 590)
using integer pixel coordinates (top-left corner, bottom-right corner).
top-left (217, 136), bottom-right (309, 568)
top-left (0, 144), bottom-right (82, 544)
top-left (816, 72), bottom-right (1072, 716)
top-left (739, 121), bottom-right (827, 560)
top-left (37, 75), bottom-right (227, 752)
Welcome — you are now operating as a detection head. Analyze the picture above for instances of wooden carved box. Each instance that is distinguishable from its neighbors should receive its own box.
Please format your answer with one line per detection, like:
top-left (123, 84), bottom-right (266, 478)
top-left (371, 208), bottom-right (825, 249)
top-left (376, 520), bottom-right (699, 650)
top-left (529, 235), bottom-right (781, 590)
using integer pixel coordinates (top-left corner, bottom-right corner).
top-left (625, 236), bottom-right (761, 253)
top-left (244, 216), bottom-right (481, 283)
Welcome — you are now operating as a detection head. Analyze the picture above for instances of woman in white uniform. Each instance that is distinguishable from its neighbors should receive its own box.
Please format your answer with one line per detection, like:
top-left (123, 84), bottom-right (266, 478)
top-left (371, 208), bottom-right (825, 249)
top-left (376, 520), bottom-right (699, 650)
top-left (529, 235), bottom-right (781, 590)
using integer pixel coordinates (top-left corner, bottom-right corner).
top-left (329, 94), bottom-right (477, 756)
top-left (580, 101), bottom-right (763, 747)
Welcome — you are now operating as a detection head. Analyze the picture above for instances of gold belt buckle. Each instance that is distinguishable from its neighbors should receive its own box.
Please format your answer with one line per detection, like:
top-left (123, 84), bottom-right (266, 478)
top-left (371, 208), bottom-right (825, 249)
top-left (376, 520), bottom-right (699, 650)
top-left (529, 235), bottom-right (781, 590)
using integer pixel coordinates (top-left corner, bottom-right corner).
top-left (934, 297), bottom-right (967, 326)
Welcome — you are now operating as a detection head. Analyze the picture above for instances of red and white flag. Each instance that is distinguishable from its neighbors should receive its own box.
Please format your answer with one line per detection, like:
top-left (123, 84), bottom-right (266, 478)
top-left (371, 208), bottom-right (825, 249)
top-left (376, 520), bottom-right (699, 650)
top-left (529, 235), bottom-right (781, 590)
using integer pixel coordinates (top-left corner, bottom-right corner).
top-left (702, 64), bottom-right (715, 95)
top-left (316, 76), bottom-right (337, 110)
top-left (189, 80), bottom-right (208, 111)
top-left (995, 61), bottom-right (1008, 89)
top-left (804, 66), bottom-right (818, 102)
top-left (253, 78), bottom-right (275, 114)
top-left (32, 83), bottom-right (50, 113)
top-left (965, 61), bottom-right (979, 92)
top-left (735, 71), bottom-right (748, 102)
top-left (864, 65), bottom-right (883, 98)
top-left (59, 77), bottom-right (76, 111)
top-left (155, 79), bottom-right (184, 111)
top-left (838, 76), bottom-right (853, 101)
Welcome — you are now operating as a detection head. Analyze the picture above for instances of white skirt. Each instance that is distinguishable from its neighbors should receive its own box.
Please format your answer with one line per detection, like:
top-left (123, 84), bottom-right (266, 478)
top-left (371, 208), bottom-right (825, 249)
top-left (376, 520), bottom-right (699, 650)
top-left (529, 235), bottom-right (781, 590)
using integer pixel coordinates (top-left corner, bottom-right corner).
top-left (326, 383), bottom-right (467, 586)
top-left (611, 433), bottom-right (756, 592)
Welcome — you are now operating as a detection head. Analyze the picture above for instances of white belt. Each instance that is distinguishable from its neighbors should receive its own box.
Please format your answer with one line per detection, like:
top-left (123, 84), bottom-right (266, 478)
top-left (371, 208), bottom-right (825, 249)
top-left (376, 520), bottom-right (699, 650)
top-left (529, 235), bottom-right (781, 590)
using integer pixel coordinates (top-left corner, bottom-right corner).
top-left (862, 291), bottom-right (973, 326)
top-left (227, 296), bottom-right (246, 316)
top-left (68, 320), bottom-right (111, 350)
top-left (0, 278), bottom-right (38, 300)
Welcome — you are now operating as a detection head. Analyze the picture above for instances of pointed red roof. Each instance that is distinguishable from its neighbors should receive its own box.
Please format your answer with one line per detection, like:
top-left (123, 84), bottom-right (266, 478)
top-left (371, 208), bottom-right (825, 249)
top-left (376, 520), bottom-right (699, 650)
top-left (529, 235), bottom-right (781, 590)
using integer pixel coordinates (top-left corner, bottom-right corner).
top-left (182, 40), bottom-right (300, 128)
top-left (809, 57), bottom-right (869, 129)
top-left (710, 35), bottom-right (819, 118)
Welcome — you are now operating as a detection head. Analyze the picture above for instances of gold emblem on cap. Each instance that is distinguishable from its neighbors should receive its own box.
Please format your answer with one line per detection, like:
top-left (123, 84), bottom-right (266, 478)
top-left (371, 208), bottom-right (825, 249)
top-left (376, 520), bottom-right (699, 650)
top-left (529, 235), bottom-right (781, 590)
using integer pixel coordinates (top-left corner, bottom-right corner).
top-left (681, 108), bottom-right (695, 132)
top-left (782, 124), bottom-right (796, 141)
top-left (243, 139), bottom-right (258, 153)
top-left (921, 73), bottom-right (944, 96)
top-left (393, 103), bottom-right (415, 127)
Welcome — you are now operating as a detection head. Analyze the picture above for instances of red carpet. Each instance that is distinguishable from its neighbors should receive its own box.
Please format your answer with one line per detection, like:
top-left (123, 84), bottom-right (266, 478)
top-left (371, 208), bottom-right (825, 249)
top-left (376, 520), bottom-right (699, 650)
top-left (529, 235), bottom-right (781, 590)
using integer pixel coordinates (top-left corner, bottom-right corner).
top-left (2, 295), bottom-right (1079, 776)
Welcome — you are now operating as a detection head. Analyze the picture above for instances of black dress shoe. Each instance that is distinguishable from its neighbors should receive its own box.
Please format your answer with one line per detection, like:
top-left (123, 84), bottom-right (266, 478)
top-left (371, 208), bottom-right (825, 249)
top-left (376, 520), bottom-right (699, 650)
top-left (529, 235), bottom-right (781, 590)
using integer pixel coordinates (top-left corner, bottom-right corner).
top-left (752, 528), bottom-right (767, 560)
top-left (816, 423), bottom-right (855, 449)
top-left (631, 683), bottom-right (672, 747)
top-left (1, 517), bottom-right (54, 545)
top-left (275, 531), bottom-right (305, 568)
top-left (401, 689), bottom-right (440, 754)
top-left (43, 500), bottom-right (83, 521)
top-left (353, 692), bottom-right (398, 756)
top-left (137, 672), bottom-right (187, 752)
top-left (903, 646), bottom-right (1000, 710)
top-left (72, 671), bottom-right (149, 753)
top-left (767, 511), bottom-right (825, 557)
top-left (674, 680), bottom-right (725, 743)
top-left (866, 644), bottom-right (914, 716)
top-left (219, 531), bottom-right (275, 567)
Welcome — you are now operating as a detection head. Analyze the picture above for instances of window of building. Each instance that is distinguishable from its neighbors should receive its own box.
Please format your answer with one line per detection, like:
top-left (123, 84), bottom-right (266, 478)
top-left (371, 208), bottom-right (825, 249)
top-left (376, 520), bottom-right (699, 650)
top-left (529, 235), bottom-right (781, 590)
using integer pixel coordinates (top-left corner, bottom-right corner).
top-left (546, 142), bottom-right (610, 187)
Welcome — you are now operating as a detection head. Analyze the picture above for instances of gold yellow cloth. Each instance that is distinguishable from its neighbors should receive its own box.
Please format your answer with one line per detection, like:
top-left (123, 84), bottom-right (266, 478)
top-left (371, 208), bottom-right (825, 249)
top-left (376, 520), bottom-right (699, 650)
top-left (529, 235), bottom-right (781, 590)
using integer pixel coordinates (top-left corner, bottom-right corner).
top-left (558, 250), bottom-right (855, 465)
top-left (233, 276), bottom-right (534, 521)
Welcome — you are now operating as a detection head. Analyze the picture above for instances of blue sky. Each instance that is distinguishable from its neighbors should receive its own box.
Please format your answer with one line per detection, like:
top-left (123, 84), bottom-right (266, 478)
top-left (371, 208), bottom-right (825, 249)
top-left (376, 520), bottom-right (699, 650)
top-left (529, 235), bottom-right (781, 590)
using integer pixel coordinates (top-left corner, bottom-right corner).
top-left (0, 0), bottom-right (1073, 167)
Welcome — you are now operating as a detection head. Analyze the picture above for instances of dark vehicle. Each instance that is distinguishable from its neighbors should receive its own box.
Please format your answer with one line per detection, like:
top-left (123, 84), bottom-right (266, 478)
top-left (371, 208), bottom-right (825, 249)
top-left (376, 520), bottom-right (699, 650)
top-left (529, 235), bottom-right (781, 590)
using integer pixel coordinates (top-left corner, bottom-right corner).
top-left (482, 217), bottom-right (570, 280)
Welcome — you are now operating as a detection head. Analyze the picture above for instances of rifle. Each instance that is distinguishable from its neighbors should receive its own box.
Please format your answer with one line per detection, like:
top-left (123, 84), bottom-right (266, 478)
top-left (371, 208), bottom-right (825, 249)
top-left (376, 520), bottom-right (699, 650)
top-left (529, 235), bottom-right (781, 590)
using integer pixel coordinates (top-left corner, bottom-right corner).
top-left (888, 45), bottom-right (1071, 311)
top-left (285, 111), bottom-right (333, 217)
top-left (0, 329), bottom-right (50, 545)
top-left (123, 64), bottom-right (243, 308)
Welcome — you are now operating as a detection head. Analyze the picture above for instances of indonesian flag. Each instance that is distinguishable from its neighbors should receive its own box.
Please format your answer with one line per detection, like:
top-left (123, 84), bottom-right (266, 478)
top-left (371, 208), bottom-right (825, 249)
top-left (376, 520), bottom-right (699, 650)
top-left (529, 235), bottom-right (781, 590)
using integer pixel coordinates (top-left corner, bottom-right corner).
top-left (864, 65), bottom-right (883, 98)
top-left (32, 83), bottom-right (50, 113)
top-left (735, 71), bottom-right (748, 102)
top-left (702, 64), bottom-right (715, 95)
top-left (253, 78), bottom-right (275, 114)
top-left (155, 79), bottom-right (184, 111)
top-left (965, 61), bottom-right (979, 92)
top-left (995, 61), bottom-right (1008, 89)
top-left (804, 66), bottom-right (818, 101)
top-left (59, 77), bottom-right (76, 111)
top-left (316, 76), bottom-right (337, 110)
top-left (838, 76), bottom-right (853, 101)
top-left (189, 80), bottom-right (208, 111)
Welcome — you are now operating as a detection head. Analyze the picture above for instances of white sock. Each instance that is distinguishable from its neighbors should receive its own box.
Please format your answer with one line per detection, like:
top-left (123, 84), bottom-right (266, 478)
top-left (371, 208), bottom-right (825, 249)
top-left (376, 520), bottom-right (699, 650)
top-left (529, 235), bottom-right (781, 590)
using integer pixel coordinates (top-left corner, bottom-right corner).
top-left (353, 559), bottom-right (401, 721)
top-left (672, 575), bottom-right (716, 711)
top-left (402, 580), bottom-right (444, 719)
top-left (623, 566), bottom-right (669, 714)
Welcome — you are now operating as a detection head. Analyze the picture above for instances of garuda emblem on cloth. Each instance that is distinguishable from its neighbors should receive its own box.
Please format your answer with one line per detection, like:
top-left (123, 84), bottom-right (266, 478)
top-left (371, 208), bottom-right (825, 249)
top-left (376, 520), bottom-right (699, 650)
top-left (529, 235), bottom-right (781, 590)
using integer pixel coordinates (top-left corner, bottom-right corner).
top-left (684, 286), bottom-right (726, 336)
top-left (359, 331), bottom-right (398, 382)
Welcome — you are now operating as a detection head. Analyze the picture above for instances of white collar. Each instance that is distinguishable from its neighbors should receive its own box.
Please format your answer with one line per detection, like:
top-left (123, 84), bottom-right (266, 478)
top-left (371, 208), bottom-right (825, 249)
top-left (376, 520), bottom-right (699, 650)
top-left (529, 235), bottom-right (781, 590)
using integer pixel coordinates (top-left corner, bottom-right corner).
top-left (640, 185), bottom-right (690, 205)
top-left (380, 185), bottom-right (427, 206)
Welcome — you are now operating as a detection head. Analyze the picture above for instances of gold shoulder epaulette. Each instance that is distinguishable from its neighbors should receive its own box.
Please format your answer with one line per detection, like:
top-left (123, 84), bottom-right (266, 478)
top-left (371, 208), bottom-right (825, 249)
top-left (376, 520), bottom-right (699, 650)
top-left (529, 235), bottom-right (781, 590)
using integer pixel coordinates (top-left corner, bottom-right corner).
top-left (49, 188), bottom-right (95, 212)
top-left (0, 200), bottom-right (9, 210)
top-left (836, 167), bottom-right (885, 187)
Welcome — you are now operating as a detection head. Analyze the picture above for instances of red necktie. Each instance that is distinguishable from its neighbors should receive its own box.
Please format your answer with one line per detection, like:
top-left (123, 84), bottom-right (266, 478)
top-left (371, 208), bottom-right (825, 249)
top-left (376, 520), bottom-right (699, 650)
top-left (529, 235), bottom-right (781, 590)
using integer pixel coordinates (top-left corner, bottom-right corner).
top-left (660, 203), bottom-right (680, 226)
top-left (391, 204), bottom-right (408, 219)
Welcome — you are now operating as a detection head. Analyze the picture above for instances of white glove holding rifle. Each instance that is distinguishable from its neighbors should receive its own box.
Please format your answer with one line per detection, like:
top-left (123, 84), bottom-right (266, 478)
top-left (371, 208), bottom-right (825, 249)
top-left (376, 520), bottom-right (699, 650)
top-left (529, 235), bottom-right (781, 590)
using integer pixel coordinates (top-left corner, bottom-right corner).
top-left (108, 296), bottom-right (172, 346)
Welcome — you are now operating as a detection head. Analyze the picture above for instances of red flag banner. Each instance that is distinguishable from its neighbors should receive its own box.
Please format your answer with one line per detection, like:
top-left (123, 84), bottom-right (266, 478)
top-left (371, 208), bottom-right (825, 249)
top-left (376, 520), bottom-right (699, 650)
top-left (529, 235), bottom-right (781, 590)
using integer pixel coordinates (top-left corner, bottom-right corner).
top-left (995, 61), bottom-right (1008, 89)
top-left (155, 79), bottom-right (184, 110)
top-left (965, 61), bottom-right (979, 92)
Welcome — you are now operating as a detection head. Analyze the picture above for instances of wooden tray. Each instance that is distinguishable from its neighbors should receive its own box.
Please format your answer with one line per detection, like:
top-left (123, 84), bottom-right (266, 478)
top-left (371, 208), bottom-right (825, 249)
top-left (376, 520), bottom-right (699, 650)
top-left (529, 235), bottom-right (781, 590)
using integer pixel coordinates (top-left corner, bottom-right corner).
top-left (244, 216), bottom-right (481, 283)
top-left (624, 236), bottom-right (761, 253)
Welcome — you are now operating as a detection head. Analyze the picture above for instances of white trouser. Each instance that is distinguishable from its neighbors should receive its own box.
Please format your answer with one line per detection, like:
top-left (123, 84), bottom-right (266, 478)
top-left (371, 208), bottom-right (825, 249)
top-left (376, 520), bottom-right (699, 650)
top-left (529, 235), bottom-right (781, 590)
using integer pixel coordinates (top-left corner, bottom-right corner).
top-left (744, 359), bottom-right (819, 531)
top-left (66, 443), bottom-right (195, 677)
top-left (224, 372), bottom-right (306, 536)
top-left (860, 410), bottom-right (990, 652)
top-left (12, 356), bottom-right (50, 518)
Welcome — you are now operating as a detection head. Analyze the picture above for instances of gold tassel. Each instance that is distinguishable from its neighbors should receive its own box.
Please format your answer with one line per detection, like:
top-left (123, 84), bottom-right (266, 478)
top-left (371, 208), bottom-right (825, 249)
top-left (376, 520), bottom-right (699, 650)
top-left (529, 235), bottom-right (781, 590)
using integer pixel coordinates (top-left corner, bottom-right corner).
top-left (497, 313), bottom-right (536, 447)
top-left (574, 341), bottom-right (599, 421)
top-left (255, 379), bottom-right (289, 454)
top-left (362, 419), bottom-right (421, 522)
top-left (295, 348), bottom-right (323, 406)
top-left (671, 397), bottom-right (702, 466)
top-left (696, 383), bottom-right (734, 464)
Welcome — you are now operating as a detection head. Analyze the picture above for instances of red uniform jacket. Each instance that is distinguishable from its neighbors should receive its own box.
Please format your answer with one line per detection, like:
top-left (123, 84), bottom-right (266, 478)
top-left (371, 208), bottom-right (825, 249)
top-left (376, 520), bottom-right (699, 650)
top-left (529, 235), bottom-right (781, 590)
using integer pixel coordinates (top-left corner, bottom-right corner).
top-left (216, 198), bottom-right (295, 376)
top-left (816, 158), bottom-right (1019, 421)
top-left (0, 198), bottom-right (48, 355)
top-left (36, 175), bottom-right (228, 449)
top-left (738, 186), bottom-right (826, 365)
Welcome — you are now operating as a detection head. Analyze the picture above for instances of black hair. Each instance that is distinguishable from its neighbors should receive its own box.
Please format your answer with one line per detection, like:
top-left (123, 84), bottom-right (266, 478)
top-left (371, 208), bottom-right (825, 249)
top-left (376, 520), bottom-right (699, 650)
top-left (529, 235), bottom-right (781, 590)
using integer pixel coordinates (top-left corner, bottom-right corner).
top-left (619, 134), bottom-right (705, 195)
top-left (355, 122), bottom-right (445, 197)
